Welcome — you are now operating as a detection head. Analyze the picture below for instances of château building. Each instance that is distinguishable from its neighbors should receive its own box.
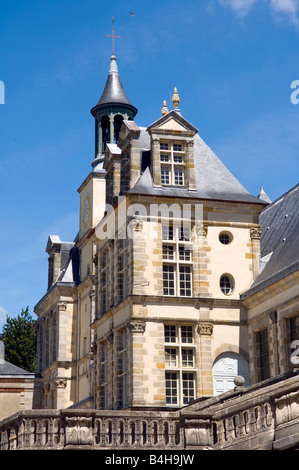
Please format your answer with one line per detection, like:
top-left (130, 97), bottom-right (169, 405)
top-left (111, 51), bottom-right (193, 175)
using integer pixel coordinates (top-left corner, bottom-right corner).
top-left (33, 49), bottom-right (271, 411)
top-left (1, 39), bottom-right (299, 451)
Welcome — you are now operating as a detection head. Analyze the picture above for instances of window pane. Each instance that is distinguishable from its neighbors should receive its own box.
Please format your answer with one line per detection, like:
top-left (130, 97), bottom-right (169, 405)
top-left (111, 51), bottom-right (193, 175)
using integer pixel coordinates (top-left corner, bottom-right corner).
top-left (179, 266), bottom-right (192, 297)
top-left (290, 316), bottom-right (299, 343)
top-left (182, 372), bottom-right (195, 404)
top-left (163, 244), bottom-right (174, 260)
top-left (220, 275), bottom-right (233, 295)
top-left (179, 246), bottom-right (191, 261)
top-left (257, 329), bottom-right (270, 380)
top-left (182, 349), bottom-right (194, 367)
top-left (173, 143), bottom-right (182, 152)
top-left (162, 224), bottom-right (173, 240)
top-left (164, 325), bottom-right (177, 343)
top-left (181, 326), bottom-right (193, 343)
top-left (163, 265), bottom-right (175, 295)
top-left (174, 154), bottom-right (183, 163)
top-left (160, 154), bottom-right (169, 162)
top-left (174, 166), bottom-right (184, 185)
top-left (161, 166), bottom-right (170, 185)
top-left (165, 348), bottom-right (177, 367)
top-left (160, 142), bottom-right (169, 150)
top-left (165, 372), bottom-right (178, 405)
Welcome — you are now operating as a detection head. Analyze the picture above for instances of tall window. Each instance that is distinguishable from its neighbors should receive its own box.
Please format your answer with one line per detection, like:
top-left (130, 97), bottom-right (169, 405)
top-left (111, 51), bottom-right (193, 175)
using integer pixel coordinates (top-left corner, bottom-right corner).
top-left (99, 341), bottom-right (108, 409)
top-left (116, 329), bottom-right (128, 409)
top-left (100, 249), bottom-right (110, 314)
top-left (117, 238), bottom-right (128, 303)
top-left (162, 223), bottom-right (192, 297)
top-left (160, 141), bottom-right (185, 186)
top-left (256, 329), bottom-right (270, 381)
top-left (164, 324), bottom-right (196, 406)
top-left (290, 315), bottom-right (299, 343)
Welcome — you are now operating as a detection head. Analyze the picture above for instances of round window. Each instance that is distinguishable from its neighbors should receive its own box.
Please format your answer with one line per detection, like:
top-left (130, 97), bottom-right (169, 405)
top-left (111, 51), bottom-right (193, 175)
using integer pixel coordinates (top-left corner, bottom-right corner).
top-left (219, 231), bottom-right (233, 245)
top-left (220, 275), bottom-right (234, 295)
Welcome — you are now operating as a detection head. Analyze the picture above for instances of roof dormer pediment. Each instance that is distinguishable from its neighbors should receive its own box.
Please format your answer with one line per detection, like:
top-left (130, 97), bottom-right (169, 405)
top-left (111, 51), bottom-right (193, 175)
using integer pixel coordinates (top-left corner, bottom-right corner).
top-left (147, 110), bottom-right (198, 137)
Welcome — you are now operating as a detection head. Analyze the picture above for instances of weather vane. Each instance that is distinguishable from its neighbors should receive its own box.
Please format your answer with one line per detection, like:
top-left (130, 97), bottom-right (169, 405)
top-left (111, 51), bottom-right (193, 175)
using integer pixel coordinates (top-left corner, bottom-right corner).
top-left (106, 17), bottom-right (120, 55)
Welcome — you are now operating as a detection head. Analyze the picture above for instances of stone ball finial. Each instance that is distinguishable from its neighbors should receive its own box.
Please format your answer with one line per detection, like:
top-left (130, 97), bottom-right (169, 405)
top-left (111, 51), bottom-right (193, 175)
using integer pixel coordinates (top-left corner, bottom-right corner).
top-left (234, 375), bottom-right (245, 388)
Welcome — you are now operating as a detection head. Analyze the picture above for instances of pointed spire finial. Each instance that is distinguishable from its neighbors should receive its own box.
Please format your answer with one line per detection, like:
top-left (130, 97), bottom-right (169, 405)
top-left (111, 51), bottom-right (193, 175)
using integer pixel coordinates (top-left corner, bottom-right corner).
top-left (161, 100), bottom-right (168, 116)
top-left (172, 87), bottom-right (180, 109)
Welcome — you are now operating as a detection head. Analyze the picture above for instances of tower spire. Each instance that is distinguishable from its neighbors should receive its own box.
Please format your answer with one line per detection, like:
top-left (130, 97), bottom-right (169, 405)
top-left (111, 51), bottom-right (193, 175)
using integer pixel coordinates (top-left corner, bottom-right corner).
top-left (106, 17), bottom-right (120, 56)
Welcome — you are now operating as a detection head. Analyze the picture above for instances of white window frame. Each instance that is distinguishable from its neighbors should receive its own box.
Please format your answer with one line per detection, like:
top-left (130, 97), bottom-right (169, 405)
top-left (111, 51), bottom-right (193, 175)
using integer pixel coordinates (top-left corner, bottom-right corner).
top-left (162, 224), bottom-right (192, 297)
top-left (115, 329), bottom-right (128, 409)
top-left (160, 141), bottom-right (185, 186)
top-left (164, 324), bottom-right (196, 406)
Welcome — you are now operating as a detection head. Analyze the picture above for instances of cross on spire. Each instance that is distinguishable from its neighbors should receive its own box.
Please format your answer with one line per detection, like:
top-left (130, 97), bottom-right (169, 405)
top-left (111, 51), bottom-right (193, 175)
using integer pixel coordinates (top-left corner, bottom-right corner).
top-left (106, 17), bottom-right (121, 55)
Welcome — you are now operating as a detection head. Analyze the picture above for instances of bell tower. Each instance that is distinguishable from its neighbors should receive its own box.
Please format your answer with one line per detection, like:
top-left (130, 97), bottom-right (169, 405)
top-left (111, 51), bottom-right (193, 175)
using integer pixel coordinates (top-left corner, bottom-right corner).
top-left (90, 19), bottom-right (137, 168)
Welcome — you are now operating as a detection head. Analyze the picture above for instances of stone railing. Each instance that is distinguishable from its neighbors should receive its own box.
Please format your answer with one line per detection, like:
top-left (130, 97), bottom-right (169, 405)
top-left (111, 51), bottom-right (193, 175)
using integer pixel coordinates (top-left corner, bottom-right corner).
top-left (0, 409), bottom-right (185, 450)
top-left (180, 370), bottom-right (299, 450)
top-left (1, 371), bottom-right (299, 450)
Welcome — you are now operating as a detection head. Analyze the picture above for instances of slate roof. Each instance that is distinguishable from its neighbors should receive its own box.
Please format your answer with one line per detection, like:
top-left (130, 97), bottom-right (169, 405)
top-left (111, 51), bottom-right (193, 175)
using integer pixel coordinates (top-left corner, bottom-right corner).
top-left (242, 183), bottom-right (299, 297)
top-left (91, 55), bottom-right (137, 116)
top-left (0, 359), bottom-right (34, 377)
top-left (129, 128), bottom-right (265, 204)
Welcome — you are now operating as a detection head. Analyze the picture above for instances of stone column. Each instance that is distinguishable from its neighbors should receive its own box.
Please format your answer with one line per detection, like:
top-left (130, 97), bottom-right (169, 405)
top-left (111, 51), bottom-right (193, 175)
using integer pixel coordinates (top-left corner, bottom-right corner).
top-left (249, 227), bottom-right (262, 281)
top-left (151, 137), bottom-right (161, 186)
top-left (56, 301), bottom-right (68, 362)
top-left (127, 320), bottom-right (146, 407)
top-left (130, 137), bottom-right (141, 188)
top-left (185, 140), bottom-right (196, 190)
top-left (198, 321), bottom-right (214, 397)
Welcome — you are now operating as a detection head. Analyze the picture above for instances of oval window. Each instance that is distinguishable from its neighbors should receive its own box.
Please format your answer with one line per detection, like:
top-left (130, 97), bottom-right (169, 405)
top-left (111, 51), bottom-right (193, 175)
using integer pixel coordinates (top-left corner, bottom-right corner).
top-left (220, 275), bottom-right (234, 295)
top-left (219, 231), bottom-right (233, 245)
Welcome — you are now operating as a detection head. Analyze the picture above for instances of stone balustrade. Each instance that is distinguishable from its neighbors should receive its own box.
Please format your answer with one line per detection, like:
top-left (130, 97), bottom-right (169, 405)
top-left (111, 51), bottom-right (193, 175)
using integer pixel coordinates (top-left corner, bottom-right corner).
top-left (1, 371), bottom-right (299, 450)
top-left (0, 409), bottom-right (184, 450)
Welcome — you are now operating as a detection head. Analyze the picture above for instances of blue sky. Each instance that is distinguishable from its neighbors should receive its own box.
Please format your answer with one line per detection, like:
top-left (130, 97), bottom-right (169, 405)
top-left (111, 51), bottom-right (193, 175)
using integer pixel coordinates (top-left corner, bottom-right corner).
top-left (0, 0), bottom-right (298, 331)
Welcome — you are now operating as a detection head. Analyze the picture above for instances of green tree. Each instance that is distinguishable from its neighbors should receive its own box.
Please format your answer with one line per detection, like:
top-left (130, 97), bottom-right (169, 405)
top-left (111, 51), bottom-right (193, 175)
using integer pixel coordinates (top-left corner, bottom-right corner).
top-left (2, 306), bottom-right (37, 373)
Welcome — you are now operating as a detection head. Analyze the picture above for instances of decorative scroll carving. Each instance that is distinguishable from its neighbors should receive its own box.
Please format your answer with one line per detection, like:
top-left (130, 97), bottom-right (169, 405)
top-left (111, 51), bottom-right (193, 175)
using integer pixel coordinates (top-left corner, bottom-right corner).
top-left (57, 301), bottom-right (67, 311)
top-left (250, 228), bottom-right (262, 240)
top-left (127, 320), bottom-right (146, 334)
top-left (198, 323), bottom-right (213, 335)
top-left (196, 224), bottom-right (208, 237)
top-left (54, 379), bottom-right (67, 389)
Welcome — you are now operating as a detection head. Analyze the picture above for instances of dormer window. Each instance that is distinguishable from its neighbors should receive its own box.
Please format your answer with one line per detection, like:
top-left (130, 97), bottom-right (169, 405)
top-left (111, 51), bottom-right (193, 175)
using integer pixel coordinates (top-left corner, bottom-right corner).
top-left (160, 141), bottom-right (185, 186)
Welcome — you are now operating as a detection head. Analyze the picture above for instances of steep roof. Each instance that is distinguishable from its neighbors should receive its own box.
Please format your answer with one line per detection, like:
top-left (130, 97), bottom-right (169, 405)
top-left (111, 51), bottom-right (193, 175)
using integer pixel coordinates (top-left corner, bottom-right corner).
top-left (128, 129), bottom-right (265, 204)
top-left (242, 183), bottom-right (299, 297)
top-left (91, 55), bottom-right (137, 116)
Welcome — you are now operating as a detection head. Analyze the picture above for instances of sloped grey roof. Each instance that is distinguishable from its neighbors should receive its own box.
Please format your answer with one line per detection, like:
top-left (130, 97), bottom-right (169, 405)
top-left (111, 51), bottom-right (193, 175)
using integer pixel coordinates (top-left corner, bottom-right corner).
top-left (57, 245), bottom-right (80, 284)
top-left (242, 183), bottom-right (299, 297)
top-left (0, 359), bottom-right (34, 376)
top-left (129, 130), bottom-right (264, 204)
top-left (91, 55), bottom-right (137, 116)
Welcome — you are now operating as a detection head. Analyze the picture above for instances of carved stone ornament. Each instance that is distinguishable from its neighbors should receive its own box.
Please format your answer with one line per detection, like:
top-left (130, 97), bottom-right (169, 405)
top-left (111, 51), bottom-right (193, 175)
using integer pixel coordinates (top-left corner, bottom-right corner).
top-left (184, 418), bottom-right (212, 449)
top-left (65, 417), bottom-right (93, 446)
top-left (55, 379), bottom-right (67, 389)
top-left (127, 320), bottom-right (146, 334)
top-left (250, 227), bottom-right (262, 240)
top-left (196, 224), bottom-right (208, 237)
top-left (57, 301), bottom-right (67, 311)
top-left (129, 219), bottom-right (144, 232)
top-left (198, 323), bottom-right (213, 336)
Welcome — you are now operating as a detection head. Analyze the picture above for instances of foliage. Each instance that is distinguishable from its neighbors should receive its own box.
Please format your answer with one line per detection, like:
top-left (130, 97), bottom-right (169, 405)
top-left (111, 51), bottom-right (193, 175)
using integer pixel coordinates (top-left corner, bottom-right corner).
top-left (2, 306), bottom-right (37, 373)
